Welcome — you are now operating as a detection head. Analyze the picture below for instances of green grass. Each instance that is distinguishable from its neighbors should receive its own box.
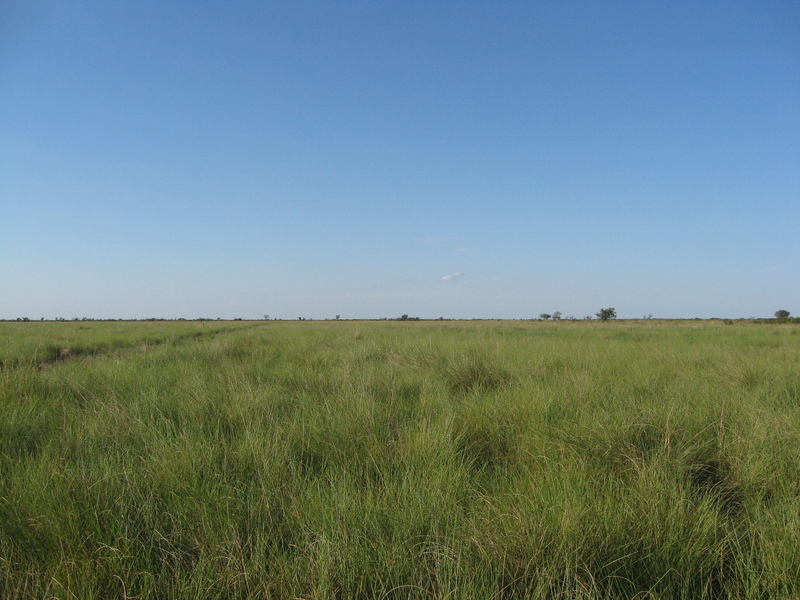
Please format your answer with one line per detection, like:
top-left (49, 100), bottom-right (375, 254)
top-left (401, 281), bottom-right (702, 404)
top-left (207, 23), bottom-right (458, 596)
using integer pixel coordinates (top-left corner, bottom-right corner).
top-left (1, 319), bottom-right (799, 598)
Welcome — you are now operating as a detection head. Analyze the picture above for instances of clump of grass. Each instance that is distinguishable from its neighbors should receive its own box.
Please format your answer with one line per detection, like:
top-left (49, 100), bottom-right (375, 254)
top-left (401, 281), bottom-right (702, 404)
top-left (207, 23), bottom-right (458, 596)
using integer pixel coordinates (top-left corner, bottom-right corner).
top-left (442, 354), bottom-right (514, 394)
top-left (453, 397), bottom-right (529, 474)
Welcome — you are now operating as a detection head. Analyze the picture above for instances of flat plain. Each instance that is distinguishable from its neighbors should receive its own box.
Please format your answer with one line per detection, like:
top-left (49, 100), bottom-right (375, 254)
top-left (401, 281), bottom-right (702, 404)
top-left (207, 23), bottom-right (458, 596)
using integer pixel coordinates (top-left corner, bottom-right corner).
top-left (1, 319), bottom-right (799, 599)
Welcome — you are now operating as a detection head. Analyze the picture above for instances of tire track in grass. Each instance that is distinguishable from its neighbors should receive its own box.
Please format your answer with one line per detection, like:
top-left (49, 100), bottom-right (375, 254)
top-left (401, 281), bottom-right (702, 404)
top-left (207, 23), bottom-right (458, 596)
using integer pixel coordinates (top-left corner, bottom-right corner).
top-left (31, 323), bottom-right (267, 370)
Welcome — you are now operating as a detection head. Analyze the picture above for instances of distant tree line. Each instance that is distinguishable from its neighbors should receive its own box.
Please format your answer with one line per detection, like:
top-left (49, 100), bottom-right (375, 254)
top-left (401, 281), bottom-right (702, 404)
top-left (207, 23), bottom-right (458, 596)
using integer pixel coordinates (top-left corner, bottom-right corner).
top-left (5, 309), bottom-right (797, 322)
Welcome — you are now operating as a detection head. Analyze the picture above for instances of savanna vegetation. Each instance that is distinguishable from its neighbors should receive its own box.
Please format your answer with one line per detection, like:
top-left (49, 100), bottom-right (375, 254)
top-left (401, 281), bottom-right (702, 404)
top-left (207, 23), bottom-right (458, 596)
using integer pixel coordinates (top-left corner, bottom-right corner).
top-left (1, 319), bottom-right (799, 599)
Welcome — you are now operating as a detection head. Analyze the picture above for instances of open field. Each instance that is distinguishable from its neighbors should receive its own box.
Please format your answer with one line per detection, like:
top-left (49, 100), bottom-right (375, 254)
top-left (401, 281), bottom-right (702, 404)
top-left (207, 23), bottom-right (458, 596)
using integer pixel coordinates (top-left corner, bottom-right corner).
top-left (1, 320), bottom-right (799, 599)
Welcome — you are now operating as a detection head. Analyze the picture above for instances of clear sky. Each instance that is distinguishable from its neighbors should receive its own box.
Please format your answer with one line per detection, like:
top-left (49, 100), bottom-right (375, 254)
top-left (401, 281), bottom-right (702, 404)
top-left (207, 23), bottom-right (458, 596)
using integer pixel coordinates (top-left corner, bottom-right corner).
top-left (2, 1), bottom-right (798, 320)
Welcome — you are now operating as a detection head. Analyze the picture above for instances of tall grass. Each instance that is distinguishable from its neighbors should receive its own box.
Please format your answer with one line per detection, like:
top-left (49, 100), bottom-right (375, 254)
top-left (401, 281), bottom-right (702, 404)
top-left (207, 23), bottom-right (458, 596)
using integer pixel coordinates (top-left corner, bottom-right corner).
top-left (1, 320), bottom-right (799, 598)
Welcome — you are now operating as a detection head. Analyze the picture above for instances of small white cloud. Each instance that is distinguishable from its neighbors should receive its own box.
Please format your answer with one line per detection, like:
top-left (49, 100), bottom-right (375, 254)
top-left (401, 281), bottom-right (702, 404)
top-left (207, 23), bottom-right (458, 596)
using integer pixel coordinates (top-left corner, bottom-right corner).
top-left (441, 272), bottom-right (464, 282)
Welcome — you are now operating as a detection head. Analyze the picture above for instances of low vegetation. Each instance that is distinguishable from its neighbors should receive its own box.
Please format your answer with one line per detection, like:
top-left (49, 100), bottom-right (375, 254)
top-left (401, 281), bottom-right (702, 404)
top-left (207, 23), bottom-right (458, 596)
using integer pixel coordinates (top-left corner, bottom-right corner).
top-left (1, 319), bottom-right (799, 598)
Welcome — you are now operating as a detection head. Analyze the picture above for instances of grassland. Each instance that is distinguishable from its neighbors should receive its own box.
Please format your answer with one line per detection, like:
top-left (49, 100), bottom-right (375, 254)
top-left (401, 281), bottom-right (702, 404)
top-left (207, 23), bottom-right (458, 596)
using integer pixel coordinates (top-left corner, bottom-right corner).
top-left (1, 319), bottom-right (799, 599)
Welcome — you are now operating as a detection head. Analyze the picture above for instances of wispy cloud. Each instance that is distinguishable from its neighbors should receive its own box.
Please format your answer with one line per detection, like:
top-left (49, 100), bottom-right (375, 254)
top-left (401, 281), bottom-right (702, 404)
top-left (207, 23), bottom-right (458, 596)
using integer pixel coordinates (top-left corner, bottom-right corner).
top-left (441, 272), bottom-right (464, 282)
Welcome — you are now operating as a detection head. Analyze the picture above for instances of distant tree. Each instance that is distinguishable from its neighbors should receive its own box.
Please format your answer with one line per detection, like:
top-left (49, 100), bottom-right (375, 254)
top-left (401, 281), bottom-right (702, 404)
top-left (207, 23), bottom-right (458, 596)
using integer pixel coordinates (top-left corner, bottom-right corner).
top-left (539, 313), bottom-right (552, 320)
top-left (775, 309), bottom-right (790, 318)
top-left (400, 314), bottom-right (409, 321)
top-left (263, 314), bottom-right (269, 320)
top-left (552, 312), bottom-right (562, 321)
top-left (336, 315), bottom-right (340, 320)
top-left (596, 307), bottom-right (617, 321)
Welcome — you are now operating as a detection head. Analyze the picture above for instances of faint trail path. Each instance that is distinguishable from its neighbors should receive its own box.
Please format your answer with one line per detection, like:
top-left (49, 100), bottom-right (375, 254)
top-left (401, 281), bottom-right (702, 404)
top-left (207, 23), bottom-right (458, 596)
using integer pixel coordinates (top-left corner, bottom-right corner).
top-left (24, 322), bottom-right (268, 370)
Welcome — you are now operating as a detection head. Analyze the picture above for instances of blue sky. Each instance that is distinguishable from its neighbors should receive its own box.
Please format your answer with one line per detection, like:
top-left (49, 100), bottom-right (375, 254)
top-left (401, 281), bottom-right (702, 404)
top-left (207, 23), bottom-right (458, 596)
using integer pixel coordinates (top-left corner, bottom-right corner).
top-left (2, 1), bottom-right (798, 320)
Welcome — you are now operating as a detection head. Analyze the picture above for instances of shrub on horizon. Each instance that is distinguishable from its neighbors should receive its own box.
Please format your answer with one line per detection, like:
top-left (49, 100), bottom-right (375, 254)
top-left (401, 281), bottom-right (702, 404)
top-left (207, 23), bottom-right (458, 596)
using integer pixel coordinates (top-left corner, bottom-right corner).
top-left (596, 307), bottom-right (617, 321)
